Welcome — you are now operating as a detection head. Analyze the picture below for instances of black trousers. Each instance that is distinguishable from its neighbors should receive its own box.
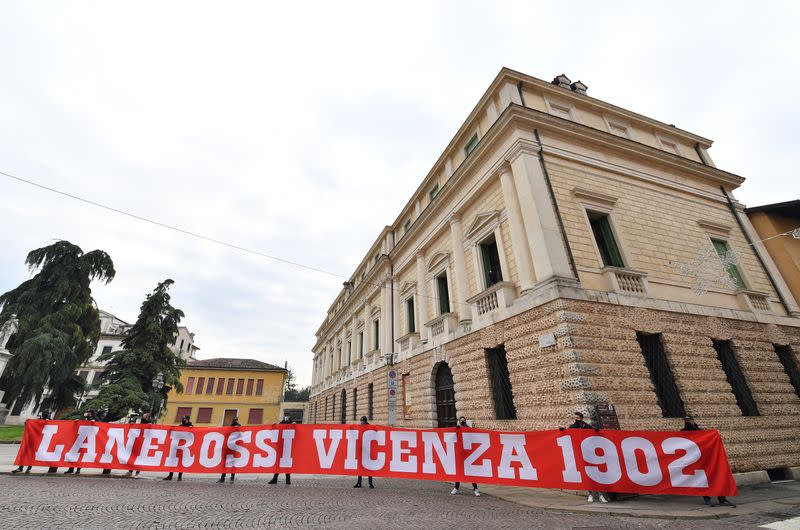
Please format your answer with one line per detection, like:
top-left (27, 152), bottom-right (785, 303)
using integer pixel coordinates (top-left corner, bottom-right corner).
top-left (454, 482), bottom-right (478, 490)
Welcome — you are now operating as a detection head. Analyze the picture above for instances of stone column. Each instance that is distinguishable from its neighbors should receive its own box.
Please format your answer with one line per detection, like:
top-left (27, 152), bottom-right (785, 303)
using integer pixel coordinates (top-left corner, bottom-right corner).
top-left (498, 163), bottom-right (536, 292)
top-left (415, 252), bottom-right (429, 342)
top-left (507, 141), bottom-right (575, 284)
top-left (449, 215), bottom-right (470, 321)
top-left (362, 304), bottom-right (370, 358)
top-left (381, 278), bottom-right (393, 355)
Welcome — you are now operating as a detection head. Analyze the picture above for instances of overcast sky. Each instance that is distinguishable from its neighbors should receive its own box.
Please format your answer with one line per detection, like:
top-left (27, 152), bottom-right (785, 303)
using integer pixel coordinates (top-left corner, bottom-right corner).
top-left (1, 1), bottom-right (798, 387)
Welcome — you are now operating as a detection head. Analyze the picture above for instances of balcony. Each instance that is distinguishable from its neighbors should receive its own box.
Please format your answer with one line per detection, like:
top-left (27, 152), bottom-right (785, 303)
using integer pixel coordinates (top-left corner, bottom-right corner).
top-left (736, 289), bottom-right (772, 313)
top-left (395, 332), bottom-right (420, 353)
top-left (602, 267), bottom-right (648, 296)
top-left (425, 312), bottom-right (458, 338)
top-left (467, 281), bottom-right (516, 319)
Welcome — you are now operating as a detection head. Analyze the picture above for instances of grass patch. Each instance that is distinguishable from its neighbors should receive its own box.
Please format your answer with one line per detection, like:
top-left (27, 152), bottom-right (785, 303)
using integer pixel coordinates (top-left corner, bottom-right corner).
top-left (0, 425), bottom-right (24, 442)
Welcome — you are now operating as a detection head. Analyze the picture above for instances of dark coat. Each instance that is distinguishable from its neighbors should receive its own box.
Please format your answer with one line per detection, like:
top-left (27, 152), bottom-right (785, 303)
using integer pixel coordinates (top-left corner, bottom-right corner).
top-left (568, 420), bottom-right (593, 429)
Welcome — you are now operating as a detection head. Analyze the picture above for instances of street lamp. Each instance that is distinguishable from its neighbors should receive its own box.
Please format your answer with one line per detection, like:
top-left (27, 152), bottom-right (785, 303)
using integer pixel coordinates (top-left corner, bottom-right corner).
top-left (150, 372), bottom-right (164, 420)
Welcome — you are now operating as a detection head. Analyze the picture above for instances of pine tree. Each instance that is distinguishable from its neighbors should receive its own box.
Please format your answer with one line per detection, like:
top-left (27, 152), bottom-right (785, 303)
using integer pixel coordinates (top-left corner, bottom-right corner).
top-left (0, 241), bottom-right (115, 414)
top-left (79, 279), bottom-right (186, 420)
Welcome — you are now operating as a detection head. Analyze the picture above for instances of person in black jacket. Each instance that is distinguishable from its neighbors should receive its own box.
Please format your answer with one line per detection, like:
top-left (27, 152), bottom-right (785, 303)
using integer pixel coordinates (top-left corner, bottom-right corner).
top-left (560, 412), bottom-right (608, 503)
top-left (65, 410), bottom-right (96, 475)
top-left (126, 413), bottom-right (152, 477)
top-left (450, 416), bottom-right (479, 496)
top-left (218, 416), bottom-right (242, 484)
top-left (681, 416), bottom-right (735, 508)
top-left (268, 416), bottom-right (292, 485)
top-left (163, 415), bottom-right (192, 481)
top-left (353, 416), bottom-right (374, 489)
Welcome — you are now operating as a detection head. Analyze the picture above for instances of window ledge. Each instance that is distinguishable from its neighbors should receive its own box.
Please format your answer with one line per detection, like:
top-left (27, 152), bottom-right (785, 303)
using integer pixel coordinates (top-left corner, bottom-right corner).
top-left (601, 267), bottom-right (649, 296)
top-left (395, 332), bottom-right (420, 352)
top-left (735, 289), bottom-right (772, 313)
top-left (466, 281), bottom-right (516, 317)
top-left (425, 313), bottom-right (458, 337)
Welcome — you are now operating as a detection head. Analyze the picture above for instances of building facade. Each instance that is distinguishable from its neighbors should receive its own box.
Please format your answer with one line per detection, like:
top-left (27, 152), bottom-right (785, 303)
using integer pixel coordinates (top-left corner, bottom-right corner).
top-left (159, 358), bottom-right (287, 426)
top-left (1, 310), bottom-right (200, 424)
top-left (747, 201), bottom-right (800, 307)
top-left (309, 68), bottom-right (800, 474)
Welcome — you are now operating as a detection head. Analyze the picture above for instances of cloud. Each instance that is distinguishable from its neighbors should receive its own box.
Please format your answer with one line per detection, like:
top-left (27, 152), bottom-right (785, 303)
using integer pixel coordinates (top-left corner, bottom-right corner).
top-left (1, 1), bottom-right (798, 388)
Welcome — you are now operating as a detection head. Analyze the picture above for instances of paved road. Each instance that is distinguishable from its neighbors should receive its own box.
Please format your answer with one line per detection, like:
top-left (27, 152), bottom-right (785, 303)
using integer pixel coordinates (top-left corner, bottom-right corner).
top-left (2, 442), bottom-right (800, 529)
top-left (0, 472), bottom-right (788, 530)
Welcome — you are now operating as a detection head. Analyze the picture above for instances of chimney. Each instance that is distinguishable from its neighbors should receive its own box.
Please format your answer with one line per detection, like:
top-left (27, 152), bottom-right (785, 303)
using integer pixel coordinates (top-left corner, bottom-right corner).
top-left (552, 74), bottom-right (572, 89)
top-left (570, 80), bottom-right (588, 95)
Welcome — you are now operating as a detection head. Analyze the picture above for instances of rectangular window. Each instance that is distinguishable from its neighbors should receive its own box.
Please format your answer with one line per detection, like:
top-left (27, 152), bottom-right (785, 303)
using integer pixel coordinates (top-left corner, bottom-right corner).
top-left (636, 332), bottom-right (686, 418)
top-left (325, 396), bottom-right (329, 421)
top-left (255, 379), bottom-right (264, 396)
top-left (347, 341), bottom-right (352, 365)
top-left (340, 390), bottom-right (347, 424)
top-left (588, 212), bottom-right (624, 267)
top-left (196, 377), bottom-right (205, 395)
top-left (486, 346), bottom-right (517, 420)
top-left (358, 332), bottom-right (364, 358)
top-left (404, 219), bottom-right (412, 233)
top-left (236, 378), bottom-right (245, 395)
top-left (774, 344), bottom-right (800, 400)
top-left (464, 133), bottom-right (479, 155)
top-left (406, 297), bottom-right (416, 333)
top-left (711, 240), bottom-right (746, 289)
top-left (226, 378), bottom-right (235, 395)
top-left (185, 377), bottom-right (195, 395)
top-left (101, 346), bottom-right (112, 355)
top-left (246, 379), bottom-right (254, 396)
top-left (217, 378), bottom-right (225, 395)
top-left (78, 370), bottom-right (90, 382)
top-left (479, 236), bottom-right (503, 288)
top-left (429, 183), bottom-right (439, 201)
top-left (402, 373), bottom-right (411, 419)
top-left (196, 407), bottom-right (213, 423)
top-left (352, 388), bottom-right (358, 420)
top-left (247, 408), bottom-right (263, 425)
top-left (206, 377), bottom-right (215, 395)
top-left (367, 383), bottom-right (374, 420)
top-left (373, 320), bottom-right (380, 350)
top-left (436, 273), bottom-right (450, 314)
top-left (174, 407), bottom-right (192, 423)
top-left (332, 393), bottom-right (336, 422)
top-left (713, 340), bottom-right (759, 416)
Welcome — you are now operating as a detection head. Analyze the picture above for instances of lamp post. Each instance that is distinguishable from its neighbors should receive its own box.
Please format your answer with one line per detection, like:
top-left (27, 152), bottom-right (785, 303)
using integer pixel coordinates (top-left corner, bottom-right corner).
top-left (384, 352), bottom-right (398, 426)
top-left (150, 372), bottom-right (164, 420)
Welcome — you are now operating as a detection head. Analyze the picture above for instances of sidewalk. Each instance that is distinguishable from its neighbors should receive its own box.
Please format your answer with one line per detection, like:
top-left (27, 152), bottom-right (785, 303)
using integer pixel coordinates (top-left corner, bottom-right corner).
top-left (4, 443), bottom-right (800, 520)
top-left (479, 481), bottom-right (800, 520)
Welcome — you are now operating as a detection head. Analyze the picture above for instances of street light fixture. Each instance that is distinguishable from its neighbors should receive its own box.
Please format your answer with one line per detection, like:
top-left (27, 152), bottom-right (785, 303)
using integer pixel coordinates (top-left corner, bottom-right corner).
top-left (150, 372), bottom-right (164, 420)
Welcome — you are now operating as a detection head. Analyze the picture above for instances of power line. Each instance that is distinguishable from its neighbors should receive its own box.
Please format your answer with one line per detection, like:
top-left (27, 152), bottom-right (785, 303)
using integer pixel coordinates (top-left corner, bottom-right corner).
top-left (0, 168), bottom-right (470, 310)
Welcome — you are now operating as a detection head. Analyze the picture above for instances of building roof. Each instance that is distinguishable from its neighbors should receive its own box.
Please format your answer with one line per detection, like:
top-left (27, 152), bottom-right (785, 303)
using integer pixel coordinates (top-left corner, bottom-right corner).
top-left (187, 357), bottom-right (286, 372)
top-left (745, 200), bottom-right (800, 218)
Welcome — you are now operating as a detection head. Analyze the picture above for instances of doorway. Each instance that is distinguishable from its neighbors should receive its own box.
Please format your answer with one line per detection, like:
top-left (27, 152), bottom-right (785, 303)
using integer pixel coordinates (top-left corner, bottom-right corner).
top-left (435, 363), bottom-right (457, 427)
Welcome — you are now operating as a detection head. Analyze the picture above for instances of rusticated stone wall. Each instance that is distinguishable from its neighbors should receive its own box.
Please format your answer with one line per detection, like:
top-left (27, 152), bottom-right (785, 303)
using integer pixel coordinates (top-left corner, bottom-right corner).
top-left (309, 299), bottom-right (800, 473)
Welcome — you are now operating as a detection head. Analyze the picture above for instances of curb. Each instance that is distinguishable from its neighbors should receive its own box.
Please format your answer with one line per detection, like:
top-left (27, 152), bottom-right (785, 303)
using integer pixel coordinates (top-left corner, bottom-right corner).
top-left (1, 471), bottom-right (137, 479)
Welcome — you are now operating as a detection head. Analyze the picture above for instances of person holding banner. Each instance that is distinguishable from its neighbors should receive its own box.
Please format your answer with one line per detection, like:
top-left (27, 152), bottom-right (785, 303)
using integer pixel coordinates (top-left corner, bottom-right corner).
top-left (268, 416), bottom-right (292, 485)
top-left (163, 415), bottom-right (193, 481)
top-left (353, 416), bottom-right (374, 489)
top-left (562, 412), bottom-right (608, 503)
top-left (125, 413), bottom-right (153, 477)
top-left (218, 416), bottom-right (241, 484)
top-left (451, 416), bottom-right (480, 496)
top-left (681, 416), bottom-right (736, 508)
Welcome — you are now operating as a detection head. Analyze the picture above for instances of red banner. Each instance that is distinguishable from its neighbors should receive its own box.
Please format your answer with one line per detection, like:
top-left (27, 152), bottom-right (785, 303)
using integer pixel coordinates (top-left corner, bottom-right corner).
top-left (15, 420), bottom-right (736, 496)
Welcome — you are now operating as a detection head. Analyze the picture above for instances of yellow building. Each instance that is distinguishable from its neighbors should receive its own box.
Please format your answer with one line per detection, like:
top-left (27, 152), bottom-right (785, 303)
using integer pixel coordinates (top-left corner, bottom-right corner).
top-left (160, 358), bottom-right (287, 426)
top-left (747, 200), bottom-right (800, 307)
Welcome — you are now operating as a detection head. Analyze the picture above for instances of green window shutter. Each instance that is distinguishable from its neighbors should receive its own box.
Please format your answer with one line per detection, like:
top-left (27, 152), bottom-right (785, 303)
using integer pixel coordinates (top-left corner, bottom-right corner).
top-left (599, 217), bottom-right (624, 267)
top-left (407, 298), bottom-right (416, 333)
top-left (712, 240), bottom-right (746, 289)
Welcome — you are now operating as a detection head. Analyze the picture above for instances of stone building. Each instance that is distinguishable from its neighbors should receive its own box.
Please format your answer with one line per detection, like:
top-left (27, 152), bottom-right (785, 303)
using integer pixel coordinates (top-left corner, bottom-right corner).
top-left (308, 68), bottom-right (800, 474)
top-left (1, 310), bottom-right (200, 424)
